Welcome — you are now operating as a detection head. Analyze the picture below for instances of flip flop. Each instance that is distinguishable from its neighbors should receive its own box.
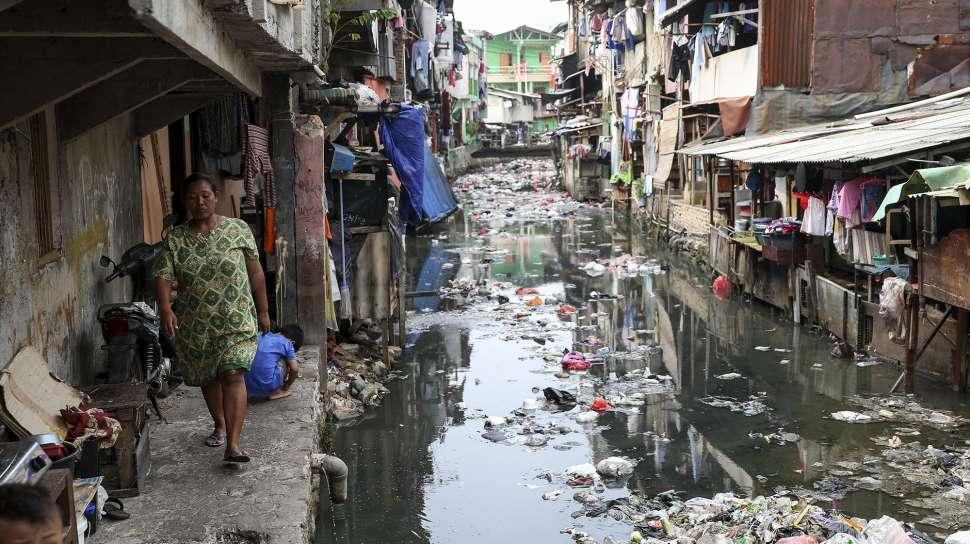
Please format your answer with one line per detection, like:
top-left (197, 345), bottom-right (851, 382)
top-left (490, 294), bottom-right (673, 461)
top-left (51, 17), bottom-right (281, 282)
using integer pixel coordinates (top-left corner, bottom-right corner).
top-left (205, 432), bottom-right (226, 447)
top-left (104, 498), bottom-right (130, 521)
top-left (223, 449), bottom-right (251, 463)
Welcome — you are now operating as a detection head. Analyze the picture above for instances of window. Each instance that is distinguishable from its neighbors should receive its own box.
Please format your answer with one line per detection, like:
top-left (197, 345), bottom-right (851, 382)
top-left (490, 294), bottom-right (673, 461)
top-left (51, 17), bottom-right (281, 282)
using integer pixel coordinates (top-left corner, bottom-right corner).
top-left (28, 111), bottom-right (56, 262)
top-left (539, 52), bottom-right (551, 65)
top-left (499, 53), bottom-right (513, 67)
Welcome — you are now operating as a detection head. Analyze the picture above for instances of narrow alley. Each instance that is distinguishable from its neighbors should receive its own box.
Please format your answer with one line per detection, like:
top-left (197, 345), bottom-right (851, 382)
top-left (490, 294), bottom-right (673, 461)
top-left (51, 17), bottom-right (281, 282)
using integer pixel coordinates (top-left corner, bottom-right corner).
top-left (318, 158), bottom-right (970, 544)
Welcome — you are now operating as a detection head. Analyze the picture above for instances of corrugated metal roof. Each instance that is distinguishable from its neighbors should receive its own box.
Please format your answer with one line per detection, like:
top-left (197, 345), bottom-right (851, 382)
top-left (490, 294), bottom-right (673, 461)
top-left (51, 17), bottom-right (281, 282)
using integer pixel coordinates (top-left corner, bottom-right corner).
top-left (679, 96), bottom-right (970, 164)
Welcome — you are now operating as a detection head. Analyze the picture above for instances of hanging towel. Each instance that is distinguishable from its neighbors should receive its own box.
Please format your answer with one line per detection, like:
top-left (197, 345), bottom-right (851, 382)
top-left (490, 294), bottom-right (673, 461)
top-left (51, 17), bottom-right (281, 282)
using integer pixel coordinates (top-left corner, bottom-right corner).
top-left (243, 124), bottom-right (275, 208)
top-left (800, 196), bottom-right (827, 236)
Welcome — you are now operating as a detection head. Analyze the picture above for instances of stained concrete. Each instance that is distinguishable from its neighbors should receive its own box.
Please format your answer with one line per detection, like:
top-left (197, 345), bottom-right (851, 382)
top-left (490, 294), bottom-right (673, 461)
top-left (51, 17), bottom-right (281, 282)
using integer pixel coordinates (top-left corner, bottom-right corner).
top-left (0, 114), bottom-right (140, 385)
top-left (96, 347), bottom-right (323, 544)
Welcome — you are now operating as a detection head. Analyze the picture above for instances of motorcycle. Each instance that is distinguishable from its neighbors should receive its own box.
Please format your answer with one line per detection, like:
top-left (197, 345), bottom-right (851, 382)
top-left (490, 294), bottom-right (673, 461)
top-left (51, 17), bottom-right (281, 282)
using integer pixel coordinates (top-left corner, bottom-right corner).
top-left (97, 215), bottom-right (180, 417)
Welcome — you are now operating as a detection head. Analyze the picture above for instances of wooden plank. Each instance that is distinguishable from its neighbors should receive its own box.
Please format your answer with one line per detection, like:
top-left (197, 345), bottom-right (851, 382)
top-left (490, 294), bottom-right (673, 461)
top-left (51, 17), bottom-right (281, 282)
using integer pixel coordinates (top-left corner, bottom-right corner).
top-left (921, 229), bottom-right (970, 310)
top-left (332, 172), bottom-right (376, 181)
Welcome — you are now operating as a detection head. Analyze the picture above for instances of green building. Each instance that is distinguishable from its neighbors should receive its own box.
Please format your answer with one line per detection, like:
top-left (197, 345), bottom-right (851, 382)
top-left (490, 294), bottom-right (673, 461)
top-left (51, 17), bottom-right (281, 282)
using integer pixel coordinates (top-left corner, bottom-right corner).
top-left (485, 25), bottom-right (560, 134)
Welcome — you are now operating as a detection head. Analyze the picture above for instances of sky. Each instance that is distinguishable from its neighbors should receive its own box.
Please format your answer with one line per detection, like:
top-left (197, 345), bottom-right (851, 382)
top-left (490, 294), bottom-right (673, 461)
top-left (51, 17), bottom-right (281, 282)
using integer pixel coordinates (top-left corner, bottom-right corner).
top-left (453, 0), bottom-right (568, 34)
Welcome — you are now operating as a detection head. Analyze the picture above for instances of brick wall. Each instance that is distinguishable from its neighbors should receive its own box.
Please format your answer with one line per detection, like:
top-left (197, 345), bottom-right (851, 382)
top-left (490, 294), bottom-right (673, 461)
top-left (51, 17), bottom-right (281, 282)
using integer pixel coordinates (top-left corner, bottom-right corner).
top-left (669, 200), bottom-right (712, 237)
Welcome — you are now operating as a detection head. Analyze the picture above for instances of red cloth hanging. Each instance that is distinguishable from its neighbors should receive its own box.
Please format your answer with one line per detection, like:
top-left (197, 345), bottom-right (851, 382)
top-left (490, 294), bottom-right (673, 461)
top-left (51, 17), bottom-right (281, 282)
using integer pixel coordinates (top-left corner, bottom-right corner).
top-left (263, 207), bottom-right (276, 254)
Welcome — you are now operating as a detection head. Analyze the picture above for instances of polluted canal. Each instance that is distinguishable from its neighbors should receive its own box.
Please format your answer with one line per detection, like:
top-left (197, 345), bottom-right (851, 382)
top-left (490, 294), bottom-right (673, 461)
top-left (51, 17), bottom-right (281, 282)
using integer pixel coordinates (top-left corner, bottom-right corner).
top-left (318, 158), bottom-right (970, 544)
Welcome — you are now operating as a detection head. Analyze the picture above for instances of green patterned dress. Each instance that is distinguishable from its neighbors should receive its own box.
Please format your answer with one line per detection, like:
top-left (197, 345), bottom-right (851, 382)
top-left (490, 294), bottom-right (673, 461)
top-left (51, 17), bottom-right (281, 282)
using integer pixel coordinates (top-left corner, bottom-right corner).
top-left (154, 218), bottom-right (259, 386)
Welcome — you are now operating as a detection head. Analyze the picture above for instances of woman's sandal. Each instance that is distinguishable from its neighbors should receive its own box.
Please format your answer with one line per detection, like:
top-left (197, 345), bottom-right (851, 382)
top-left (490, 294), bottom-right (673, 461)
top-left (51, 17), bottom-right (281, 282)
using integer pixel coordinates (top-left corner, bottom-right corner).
top-left (223, 449), bottom-right (251, 463)
top-left (205, 432), bottom-right (226, 447)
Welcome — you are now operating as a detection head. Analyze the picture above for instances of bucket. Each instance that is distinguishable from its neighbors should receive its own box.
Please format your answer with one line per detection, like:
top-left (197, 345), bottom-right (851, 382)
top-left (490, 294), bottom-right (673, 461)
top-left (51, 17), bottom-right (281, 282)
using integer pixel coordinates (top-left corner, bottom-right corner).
top-left (49, 441), bottom-right (80, 472)
top-left (734, 219), bottom-right (750, 232)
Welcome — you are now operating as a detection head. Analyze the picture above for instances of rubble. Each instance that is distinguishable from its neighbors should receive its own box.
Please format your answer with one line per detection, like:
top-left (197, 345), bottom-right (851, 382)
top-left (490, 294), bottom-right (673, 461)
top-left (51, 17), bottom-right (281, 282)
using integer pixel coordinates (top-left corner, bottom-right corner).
top-left (555, 485), bottom-right (961, 544)
top-left (843, 395), bottom-right (968, 430)
top-left (326, 340), bottom-right (400, 421)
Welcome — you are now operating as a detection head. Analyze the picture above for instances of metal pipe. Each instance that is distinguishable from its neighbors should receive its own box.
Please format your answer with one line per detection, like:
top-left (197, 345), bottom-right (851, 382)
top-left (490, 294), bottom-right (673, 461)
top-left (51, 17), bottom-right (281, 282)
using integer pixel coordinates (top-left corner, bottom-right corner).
top-left (311, 454), bottom-right (349, 504)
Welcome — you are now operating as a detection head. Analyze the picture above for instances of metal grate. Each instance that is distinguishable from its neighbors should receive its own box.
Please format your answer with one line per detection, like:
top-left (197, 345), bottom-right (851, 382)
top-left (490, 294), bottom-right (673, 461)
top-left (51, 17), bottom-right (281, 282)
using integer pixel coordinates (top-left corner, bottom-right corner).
top-left (28, 112), bottom-right (55, 260)
top-left (861, 314), bottom-right (874, 347)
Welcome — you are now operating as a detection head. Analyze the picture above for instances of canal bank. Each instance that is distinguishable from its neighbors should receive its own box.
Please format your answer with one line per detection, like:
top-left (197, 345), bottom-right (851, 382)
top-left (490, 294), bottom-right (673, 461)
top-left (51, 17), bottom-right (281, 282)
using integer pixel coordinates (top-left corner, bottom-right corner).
top-left (98, 348), bottom-right (324, 544)
top-left (316, 158), bottom-right (970, 544)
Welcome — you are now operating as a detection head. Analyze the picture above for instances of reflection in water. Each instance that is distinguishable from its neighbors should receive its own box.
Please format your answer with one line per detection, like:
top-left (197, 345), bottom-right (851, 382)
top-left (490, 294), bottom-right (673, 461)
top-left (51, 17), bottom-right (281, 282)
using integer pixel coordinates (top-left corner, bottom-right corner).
top-left (318, 201), bottom-right (969, 543)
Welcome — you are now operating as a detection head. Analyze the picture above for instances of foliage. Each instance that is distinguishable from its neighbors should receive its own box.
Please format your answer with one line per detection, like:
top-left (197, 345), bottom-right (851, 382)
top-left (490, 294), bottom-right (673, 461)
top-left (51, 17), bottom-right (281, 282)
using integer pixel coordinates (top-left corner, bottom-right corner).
top-left (319, 1), bottom-right (398, 70)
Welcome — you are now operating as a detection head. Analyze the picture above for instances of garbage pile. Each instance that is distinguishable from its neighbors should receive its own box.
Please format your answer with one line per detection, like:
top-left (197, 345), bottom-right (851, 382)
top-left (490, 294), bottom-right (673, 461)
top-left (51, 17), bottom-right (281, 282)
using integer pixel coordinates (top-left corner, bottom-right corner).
top-left (580, 253), bottom-right (667, 278)
top-left (326, 339), bottom-right (401, 421)
top-left (812, 433), bottom-right (970, 531)
top-left (840, 395), bottom-right (968, 430)
top-left (560, 489), bottom-right (948, 544)
top-left (454, 158), bottom-right (591, 223)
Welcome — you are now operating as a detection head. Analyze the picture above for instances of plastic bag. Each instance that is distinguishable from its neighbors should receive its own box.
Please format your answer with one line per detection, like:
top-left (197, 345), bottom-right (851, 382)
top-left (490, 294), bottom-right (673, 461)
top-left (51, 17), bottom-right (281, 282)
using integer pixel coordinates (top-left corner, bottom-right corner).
top-left (595, 457), bottom-right (635, 479)
top-left (865, 516), bottom-right (915, 544)
top-left (777, 537), bottom-right (817, 544)
top-left (879, 277), bottom-right (909, 345)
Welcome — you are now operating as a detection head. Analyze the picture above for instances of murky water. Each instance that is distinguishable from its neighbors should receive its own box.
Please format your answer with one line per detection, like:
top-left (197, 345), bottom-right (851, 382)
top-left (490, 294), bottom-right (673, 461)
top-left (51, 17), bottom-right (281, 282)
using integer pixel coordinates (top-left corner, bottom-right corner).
top-left (317, 160), bottom-right (970, 544)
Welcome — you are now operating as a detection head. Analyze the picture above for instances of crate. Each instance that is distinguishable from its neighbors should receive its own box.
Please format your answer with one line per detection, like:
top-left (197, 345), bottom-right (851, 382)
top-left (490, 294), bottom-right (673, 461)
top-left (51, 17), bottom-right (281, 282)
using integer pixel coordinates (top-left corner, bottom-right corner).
top-left (80, 384), bottom-right (149, 498)
top-left (763, 244), bottom-right (806, 265)
top-left (39, 469), bottom-right (78, 544)
top-left (764, 232), bottom-right (802, 251)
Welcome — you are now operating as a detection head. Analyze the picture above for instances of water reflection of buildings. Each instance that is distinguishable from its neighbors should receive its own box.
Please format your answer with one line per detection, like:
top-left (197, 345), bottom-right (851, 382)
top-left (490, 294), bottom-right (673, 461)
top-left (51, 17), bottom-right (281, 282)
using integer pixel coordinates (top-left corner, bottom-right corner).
top-left (571, 232), bottom-right (913, 503)
top-left (318, 326), bottom-right (471, 544)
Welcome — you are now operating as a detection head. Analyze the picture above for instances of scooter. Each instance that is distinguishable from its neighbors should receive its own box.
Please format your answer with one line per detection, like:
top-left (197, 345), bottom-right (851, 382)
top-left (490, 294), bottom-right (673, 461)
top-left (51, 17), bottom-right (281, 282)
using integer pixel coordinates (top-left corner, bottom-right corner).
top-left (97, 215), bottom-right (180, 417)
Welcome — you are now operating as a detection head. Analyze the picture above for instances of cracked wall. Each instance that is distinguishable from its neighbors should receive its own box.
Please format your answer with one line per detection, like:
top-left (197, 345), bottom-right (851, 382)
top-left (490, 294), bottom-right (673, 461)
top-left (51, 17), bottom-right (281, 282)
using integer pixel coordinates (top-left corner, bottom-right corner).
top-left (0, 114), bottom-right (141, 383)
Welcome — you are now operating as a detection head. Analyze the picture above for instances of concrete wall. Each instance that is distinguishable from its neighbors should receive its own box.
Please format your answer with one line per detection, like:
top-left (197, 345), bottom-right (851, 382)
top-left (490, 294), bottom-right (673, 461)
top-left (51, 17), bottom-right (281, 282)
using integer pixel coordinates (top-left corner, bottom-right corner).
top-left (0, 115), bottom-right (140, 384)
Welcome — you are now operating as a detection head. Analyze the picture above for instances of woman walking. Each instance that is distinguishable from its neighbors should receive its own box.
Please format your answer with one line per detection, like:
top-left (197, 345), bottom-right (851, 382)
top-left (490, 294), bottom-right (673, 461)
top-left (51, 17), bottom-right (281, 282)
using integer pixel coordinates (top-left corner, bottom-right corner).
top-left (155, 173), bottom-right (270, 463)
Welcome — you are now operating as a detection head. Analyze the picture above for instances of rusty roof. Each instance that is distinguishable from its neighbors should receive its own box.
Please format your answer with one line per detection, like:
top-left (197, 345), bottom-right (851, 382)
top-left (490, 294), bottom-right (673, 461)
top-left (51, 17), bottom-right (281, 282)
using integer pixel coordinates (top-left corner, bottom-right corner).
top-left (678, 94), bottom-right (970, 164)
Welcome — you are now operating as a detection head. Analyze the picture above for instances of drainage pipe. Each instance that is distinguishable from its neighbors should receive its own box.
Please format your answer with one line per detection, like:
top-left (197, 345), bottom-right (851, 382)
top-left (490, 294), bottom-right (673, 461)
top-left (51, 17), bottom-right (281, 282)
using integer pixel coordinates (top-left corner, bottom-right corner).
top-left (311, 454), bottom-right (348, 504)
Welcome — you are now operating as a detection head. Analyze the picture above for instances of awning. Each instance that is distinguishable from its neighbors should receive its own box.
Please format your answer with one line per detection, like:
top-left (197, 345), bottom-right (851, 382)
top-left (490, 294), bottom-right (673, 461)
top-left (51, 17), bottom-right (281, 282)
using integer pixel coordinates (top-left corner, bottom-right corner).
top-left (872, 165), bottom-right (970, 221)
top-left (679, 94), bottom-right (970, 164)
top-left (554, 122), bottom-right (603, 135)
top-left (660, 0), bottom-right (704, 26)
top-left (541, 88), bottom-right (577, 102)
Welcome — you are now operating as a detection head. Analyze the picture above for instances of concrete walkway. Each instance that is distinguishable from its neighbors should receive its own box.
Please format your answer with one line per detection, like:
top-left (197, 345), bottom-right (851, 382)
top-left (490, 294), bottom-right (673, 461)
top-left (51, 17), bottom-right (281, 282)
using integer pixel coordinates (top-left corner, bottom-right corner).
top-left (96, 347), bottom-right (323, 544)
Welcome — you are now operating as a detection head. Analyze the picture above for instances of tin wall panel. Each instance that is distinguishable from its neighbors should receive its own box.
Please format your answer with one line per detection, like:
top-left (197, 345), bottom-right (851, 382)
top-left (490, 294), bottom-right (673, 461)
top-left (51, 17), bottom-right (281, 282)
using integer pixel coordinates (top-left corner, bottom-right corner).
top-left (760, 0), bottom-right (814, 89)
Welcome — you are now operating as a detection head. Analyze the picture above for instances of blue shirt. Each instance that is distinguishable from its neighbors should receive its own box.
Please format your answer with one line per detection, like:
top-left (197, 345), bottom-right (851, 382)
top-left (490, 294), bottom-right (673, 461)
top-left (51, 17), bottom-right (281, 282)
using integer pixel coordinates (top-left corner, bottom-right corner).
top-left (245, 333), bottom-right (296, 399)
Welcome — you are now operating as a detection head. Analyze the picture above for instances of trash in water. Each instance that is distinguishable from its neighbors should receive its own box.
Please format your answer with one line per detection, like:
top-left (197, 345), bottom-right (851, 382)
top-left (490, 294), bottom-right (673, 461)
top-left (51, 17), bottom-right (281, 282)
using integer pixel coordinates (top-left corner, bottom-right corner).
top-left (700, 395), bottom-right (769, 416)
top-left (595, 457), bottom-right (635, 479)
top-left (583, 262), bottom-right (606, 277)
top-left (716, 372), bottom-right (743, 380)
top-left (574, 411), bottom-right (599, 423)
top-left (481, 429), bottom-right (509, 442)
top-left (561, 351), bottom-right (591, 371)
top-left (485, 416), bottom-right (508, 427)
top-left (590, 398), bottom-right (611, 412)
top-left (754, 346), bottom-right (772, 351)
top-left (557, 304), bottom-right (577, 315)
top-left (543, 387), bottom-right (577, 406)
top-left (542, 490), bottom-right (564, 501)
top-left (831, 411), bottom-right (872, 423)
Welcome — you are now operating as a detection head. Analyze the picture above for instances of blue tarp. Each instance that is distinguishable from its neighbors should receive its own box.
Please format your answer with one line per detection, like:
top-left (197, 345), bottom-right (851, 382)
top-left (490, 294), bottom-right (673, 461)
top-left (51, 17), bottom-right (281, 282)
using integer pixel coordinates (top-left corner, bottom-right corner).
top-left (420, 144), bottom-right (458, 224)
top-left (413, 246), bottom-right (461, 312)
top-left (380, 105), bottom-right (425, 225)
